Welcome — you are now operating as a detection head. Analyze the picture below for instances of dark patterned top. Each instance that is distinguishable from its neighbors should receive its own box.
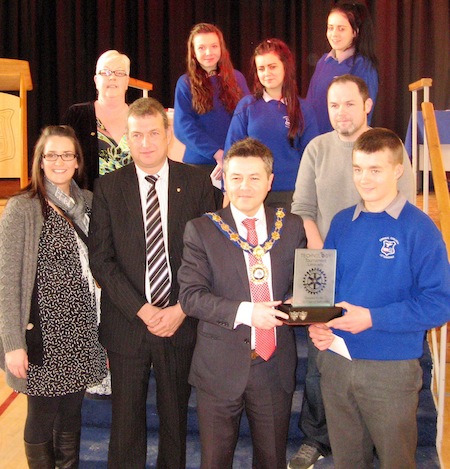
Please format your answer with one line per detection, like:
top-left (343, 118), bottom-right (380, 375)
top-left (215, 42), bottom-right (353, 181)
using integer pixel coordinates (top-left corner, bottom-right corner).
top-left (26, 208), bottom-right (106, 396)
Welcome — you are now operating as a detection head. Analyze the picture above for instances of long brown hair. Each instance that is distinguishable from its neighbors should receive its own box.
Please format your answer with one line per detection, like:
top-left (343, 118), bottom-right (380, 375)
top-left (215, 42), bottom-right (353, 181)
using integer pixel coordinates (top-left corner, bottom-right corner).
top-left (251, 38), bottom-right (304, 142)
top-left (24, 125), bottom-right (85, 217)
top-left (186, 23), bottom-right (244, 114)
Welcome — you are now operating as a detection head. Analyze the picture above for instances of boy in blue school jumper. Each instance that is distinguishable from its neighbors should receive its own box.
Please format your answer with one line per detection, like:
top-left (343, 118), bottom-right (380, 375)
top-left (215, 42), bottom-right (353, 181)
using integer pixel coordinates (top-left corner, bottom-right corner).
top-left (309, 127), bottom-right (450, 469)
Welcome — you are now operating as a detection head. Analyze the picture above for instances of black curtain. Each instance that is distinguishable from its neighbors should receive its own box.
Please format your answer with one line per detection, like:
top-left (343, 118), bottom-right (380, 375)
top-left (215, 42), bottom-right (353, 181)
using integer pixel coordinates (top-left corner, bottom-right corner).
top-left (0, 0), bottom-right (448, 162)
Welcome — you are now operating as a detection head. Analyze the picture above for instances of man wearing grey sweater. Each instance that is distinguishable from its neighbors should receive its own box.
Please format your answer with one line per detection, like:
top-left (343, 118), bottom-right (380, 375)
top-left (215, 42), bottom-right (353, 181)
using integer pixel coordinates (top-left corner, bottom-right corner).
top-left (288, 74), bottom-right (414, 469)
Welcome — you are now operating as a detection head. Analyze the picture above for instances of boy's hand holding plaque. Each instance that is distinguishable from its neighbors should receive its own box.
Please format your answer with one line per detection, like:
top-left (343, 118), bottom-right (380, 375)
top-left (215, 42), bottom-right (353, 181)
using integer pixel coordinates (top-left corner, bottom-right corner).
top-left (278, 249), bottom-right (343, 325)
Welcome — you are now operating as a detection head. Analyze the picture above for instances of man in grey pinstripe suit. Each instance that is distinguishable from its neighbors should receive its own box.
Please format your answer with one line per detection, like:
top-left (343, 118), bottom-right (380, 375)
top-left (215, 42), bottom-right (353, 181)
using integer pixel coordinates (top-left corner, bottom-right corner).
top-left (89, 98), bottom-right (215, 469)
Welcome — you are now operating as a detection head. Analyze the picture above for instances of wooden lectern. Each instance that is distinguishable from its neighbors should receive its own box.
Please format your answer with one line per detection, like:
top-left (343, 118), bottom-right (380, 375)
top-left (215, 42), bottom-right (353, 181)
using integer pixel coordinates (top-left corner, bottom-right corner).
top-left (0, 58), bottom-right (33, 188)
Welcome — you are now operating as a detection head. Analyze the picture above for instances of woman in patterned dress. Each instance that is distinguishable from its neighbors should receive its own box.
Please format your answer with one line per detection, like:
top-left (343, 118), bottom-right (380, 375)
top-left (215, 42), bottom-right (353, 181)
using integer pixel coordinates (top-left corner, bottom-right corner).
top-left (63, 50), bottom-right (131, 191)
top-left (0, 126), bottom-right (107, 468)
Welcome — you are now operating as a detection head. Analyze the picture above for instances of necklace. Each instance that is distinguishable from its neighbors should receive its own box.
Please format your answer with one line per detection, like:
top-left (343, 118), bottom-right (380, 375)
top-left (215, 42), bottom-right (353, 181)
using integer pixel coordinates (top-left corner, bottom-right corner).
top-left (204, 208), bottom-right (285, 283)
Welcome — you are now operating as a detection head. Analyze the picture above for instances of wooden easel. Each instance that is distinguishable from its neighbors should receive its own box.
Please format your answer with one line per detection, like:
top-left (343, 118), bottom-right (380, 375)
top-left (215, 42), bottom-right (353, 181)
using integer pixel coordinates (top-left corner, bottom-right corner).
top-left (0, 58), bottom-right (33, 188)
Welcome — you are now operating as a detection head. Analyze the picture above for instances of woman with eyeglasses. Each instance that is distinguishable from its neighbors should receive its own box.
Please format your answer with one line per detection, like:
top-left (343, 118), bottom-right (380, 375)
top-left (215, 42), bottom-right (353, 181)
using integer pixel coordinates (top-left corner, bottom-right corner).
top-left (224, 38), bottom-right (319, 211)
top-left (174, 23), bottom-right (249, 208)
top-left (0, 126), bottom-right (107, 468)
top-left (63, 49), bottom-right (131, 190)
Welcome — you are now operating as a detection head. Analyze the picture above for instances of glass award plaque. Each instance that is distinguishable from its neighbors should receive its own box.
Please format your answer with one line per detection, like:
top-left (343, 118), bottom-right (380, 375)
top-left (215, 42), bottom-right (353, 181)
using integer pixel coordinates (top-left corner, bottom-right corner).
top-left (278, 249), bottom-right (342, 325)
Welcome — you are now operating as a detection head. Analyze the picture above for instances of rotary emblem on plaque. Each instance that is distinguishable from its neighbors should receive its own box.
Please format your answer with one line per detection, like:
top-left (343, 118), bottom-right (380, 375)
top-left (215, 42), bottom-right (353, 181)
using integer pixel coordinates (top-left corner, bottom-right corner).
top-left (302, 268), bottom-right (327, 295)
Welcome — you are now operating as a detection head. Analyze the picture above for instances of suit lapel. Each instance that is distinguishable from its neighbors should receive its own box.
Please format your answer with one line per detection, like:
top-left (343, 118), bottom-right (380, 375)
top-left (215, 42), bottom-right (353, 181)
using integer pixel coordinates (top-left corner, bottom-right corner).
top-left (219, 206), bottom-right (252, 297)
top-left (264, 206), bottom-right (288, 300)
top-left (167, 160), bottom-right (181, 237)
top-left (167, 159), bottom-right (187, 253)
top-left (120, 164), bottom-right (146, 250)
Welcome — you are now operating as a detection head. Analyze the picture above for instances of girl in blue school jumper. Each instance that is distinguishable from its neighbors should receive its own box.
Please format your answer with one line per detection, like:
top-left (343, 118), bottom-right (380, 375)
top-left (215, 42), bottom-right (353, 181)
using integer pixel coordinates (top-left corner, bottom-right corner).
top-left (174, 23), bottom-right (249, 208)
top-left (307, 1), bottom-right (379, 134)
top-left (225, 38), bottom-right (319, 211)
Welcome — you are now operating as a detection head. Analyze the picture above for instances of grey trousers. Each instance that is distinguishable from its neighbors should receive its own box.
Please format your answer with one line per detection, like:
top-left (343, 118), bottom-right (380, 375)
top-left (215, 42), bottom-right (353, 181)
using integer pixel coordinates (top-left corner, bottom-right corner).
top-left (317, 351), bottom-right (422, 469)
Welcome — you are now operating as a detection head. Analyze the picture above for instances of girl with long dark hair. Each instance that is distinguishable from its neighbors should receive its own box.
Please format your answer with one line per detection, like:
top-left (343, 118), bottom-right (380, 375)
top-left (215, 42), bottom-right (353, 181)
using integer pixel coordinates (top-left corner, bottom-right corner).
top-left (225, 38), bottom-right (319, 211)
top-left (306, 1), bottom-right (379, 133)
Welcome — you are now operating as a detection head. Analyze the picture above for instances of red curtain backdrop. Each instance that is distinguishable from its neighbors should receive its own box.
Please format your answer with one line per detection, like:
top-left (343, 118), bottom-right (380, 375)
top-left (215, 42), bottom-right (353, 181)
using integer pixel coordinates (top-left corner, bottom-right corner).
top-left (0, 0), bottom-right (448, 159)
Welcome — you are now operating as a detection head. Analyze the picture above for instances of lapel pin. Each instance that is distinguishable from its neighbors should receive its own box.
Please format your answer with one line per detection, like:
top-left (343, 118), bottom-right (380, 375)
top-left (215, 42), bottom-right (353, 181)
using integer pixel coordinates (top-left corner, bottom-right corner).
top-left (177, 187), bottom-right (181, 192)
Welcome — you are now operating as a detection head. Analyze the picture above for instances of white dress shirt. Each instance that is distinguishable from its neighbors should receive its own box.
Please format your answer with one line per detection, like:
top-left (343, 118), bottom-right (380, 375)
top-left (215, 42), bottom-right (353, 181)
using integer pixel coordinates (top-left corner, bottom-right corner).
top-left (135, 160), bottom-right (172, 304)
top-left (230, 203), bottom-right (276, 348)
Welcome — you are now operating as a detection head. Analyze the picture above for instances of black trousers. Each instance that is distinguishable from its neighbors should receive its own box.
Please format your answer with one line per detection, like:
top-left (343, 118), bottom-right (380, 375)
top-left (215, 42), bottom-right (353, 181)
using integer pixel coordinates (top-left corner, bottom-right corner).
top-left (195, 356), bottom-right (293, 469)
top-left (107, 336), bottom-right (194, 469)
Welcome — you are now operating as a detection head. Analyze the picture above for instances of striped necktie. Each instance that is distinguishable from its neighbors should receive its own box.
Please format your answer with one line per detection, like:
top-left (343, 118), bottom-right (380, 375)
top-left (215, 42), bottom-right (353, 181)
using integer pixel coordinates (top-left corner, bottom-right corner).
top-left (145, 175), bottom-right (170, 307)
top-left (242, 218), bottom-right (276, 361)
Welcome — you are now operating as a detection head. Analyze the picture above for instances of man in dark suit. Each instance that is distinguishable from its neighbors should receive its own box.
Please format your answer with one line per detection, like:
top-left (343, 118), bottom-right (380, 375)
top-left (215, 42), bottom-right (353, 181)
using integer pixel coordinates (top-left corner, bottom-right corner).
top-left (89, 97), bottom-right (215, 469)
top-left (178, 137), bottom-right (307, 469)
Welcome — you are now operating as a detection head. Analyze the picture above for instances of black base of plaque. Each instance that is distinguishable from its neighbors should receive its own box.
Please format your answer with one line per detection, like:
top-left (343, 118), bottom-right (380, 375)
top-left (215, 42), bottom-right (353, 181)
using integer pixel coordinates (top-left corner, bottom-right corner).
top-left (277, 304), bottom-right (343, 325)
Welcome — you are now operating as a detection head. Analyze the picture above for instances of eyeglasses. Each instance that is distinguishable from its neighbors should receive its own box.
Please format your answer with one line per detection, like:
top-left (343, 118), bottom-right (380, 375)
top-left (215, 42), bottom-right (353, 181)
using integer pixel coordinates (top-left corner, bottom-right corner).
top-left (97, 69), bottom-right (128, 77)
top-left (42, 152), bottom-right (77, 161)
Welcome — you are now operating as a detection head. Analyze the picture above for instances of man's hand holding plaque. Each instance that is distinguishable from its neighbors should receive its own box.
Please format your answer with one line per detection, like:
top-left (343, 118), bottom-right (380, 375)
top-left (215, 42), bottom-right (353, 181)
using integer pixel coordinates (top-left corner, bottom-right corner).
top-left (278, 249), bottom-right (343, 325)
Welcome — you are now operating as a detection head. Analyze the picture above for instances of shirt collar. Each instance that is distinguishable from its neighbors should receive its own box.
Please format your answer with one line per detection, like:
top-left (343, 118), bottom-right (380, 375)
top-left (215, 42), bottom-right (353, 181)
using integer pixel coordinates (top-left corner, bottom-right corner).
top-left (230, 203), bottom-right (267, 229)
top-left (352, 192), bottom-right (407, 221)
top-left (326, 46), bottom-right (356, 64)
top-left (135, 158), bottom-right (169, 186)
top-left (262, 90), bottom-right (286, 105)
